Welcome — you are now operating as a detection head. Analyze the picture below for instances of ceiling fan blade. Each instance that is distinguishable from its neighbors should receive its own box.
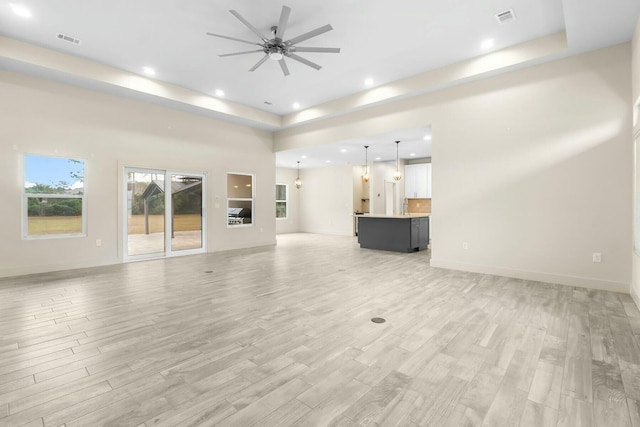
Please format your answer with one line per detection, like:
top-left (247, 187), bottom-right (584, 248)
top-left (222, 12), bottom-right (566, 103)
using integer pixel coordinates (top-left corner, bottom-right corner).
top-left (286, 24), bottom-right (333, 46)
top-left (288, 53), bottom-right (322, 70)
top-left (219, 49), bottom-right (264, 57)
top-left (291, 47), bottom-right (340, 53)
top-left (230, 10), bottom-right (269, 42)
top-left (206, 32), bottom-right (262, 46)
top-left (276, 6), bottom-right (291, 41)
top-left (279, 58), bottom-right (290, 76)
top-left (249, 55), bottom-right (270, 72)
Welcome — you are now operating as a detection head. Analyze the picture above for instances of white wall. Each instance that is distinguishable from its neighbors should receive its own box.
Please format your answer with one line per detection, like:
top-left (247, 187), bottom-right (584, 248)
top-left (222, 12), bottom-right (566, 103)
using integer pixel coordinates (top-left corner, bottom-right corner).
top-left (631, 17), bottom-right (640, 307)
top-left (633, 17), bottom-right (640, 104)
top-left (275, 44), bottom-right (633, 293)
top-left (370, 161), bottom-right (405, 215)
top-left (353, 167), bottom-right (364, 213)
top-left (275, 167), bottom-right (301, 234)
top-left (0, 70), bottom-right (276, 277)
top-left (299, 165), bottom-right (354, 236)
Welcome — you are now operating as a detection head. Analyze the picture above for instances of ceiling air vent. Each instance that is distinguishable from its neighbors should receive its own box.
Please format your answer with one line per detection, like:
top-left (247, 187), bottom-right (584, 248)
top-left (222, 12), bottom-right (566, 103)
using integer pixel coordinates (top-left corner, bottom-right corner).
top-left (56, 33), bottom-right (82, 46)
top-left (495, 9), bottom-right (516, 25)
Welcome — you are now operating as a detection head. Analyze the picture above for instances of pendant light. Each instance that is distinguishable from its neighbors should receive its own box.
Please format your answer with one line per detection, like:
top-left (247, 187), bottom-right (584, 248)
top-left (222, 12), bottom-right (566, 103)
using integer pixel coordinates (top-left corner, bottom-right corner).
top-left (362, 145), bottom-right (370, 183)
top-left (294, 161), bottom-right (302, 189)
top-left (393, 140), bottom-right (402, 181)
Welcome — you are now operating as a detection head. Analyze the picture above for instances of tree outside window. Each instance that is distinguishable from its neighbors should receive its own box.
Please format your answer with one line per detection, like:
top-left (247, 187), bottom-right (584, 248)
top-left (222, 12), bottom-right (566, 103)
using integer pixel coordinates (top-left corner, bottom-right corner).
top-left (23, 155), bottom-right (86, 238)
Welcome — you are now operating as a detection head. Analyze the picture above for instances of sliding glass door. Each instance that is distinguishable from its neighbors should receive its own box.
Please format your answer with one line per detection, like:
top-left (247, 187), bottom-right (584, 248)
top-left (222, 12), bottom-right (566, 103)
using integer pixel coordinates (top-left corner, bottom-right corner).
top-left (169, 174), bottom-right (203, 252)
top-left (125, 168), bottom-right (205, 260)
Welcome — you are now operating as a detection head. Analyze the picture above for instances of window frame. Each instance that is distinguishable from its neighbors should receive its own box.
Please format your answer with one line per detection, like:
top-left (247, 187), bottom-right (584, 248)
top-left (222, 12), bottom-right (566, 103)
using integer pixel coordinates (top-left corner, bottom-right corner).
top-left (22, 154), bottom-right (87, 240)
top-left (227, 172), bottom-right (255, 227)
top-left (276, 183), bottom-right (288, 220)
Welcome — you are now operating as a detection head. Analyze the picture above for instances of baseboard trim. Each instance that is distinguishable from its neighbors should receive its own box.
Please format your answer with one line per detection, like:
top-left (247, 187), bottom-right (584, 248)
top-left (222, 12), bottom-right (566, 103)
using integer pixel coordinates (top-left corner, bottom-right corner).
top-left (0, 240), bottom-right (279, 279)
top-left (0, 257), bottom-right (121, 279)
top-left (299, 229), bottom-right (353, 237)
top-left (429, 258), bottom-right (630, 294)
top-left (631, 286), bottom-right (640, 310)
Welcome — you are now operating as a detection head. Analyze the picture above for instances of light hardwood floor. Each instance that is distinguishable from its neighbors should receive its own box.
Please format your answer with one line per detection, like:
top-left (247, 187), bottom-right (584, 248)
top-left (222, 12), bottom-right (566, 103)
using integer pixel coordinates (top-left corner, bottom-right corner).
top-left (1, 233), bottom-right (640, 426)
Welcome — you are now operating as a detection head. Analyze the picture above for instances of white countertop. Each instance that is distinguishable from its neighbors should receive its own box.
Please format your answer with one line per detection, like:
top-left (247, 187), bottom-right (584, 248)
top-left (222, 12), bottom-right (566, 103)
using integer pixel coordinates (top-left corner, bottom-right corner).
top-left (358, 213), bottom-right (430, 218)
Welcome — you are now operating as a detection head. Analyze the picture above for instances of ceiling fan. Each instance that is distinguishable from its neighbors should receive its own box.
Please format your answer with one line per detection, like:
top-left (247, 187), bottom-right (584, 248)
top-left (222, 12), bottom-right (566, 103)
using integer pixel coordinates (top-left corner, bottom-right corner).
top-left (206, 5), bottom-right (340, 76)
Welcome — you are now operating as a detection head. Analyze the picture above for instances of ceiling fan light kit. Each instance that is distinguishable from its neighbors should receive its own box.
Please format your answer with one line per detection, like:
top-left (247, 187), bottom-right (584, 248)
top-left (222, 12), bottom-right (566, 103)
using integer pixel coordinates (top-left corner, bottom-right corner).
top-left (207, 5), bottom-right (340, 76)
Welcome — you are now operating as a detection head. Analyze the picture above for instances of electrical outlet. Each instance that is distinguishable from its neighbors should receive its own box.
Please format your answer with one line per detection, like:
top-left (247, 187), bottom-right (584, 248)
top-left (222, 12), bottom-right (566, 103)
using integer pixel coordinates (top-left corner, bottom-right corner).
top-left (462, 241), bottom-right (469, 250)
top-left (416, 203), bottom-right (420, 207)
top-left (592, 252), bottom-right (601, 263)
top-left (96, 239), bottom-right (101, 247)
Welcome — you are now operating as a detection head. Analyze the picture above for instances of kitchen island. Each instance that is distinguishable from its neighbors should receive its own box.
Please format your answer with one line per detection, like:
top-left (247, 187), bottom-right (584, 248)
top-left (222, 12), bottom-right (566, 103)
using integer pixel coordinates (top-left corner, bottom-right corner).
top-left (357, 214), bottom-right (430, 253)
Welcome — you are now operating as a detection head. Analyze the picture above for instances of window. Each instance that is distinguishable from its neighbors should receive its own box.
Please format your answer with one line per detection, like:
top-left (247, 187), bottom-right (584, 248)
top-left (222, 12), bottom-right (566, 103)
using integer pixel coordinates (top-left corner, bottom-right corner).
top-left (276, 183), bottom-right (287, 219)
top-left (23, 155), bottom-right (86, 238)
top-left (227, 173), bottom-right (254, 226)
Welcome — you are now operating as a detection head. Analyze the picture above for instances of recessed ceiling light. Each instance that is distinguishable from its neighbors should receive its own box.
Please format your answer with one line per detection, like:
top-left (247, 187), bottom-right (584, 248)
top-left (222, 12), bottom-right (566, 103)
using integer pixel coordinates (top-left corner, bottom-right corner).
top-left (143, 67), bottom-right (156, 76)
top-left (215, 89), bottom-right (225, 97)
top-left (423, 135), bottom-right (432, 141)
top-left (293, 102), bottom-right (300, 109)
top-left (375, 157), bottom-right (381, 160)
top-left (301, 155), bottom-right (307, 159)
top-left (326, 160), bottom-right (331, 163)
top-left (410, 153), bottom-right (416, 157)
top-left (10, 3), bottom-right (31, 18)
top-left (481, 39), bottom-right (495, 50)
top-left (340, 149), bottom-right (347, 153)
top-left (364, 78), bottom-right (374, 87)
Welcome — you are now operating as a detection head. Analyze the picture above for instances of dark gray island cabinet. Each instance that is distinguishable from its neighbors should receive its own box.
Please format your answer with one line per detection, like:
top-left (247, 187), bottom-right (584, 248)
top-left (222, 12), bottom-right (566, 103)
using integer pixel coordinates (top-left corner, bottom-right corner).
top-left (357, 215), bottom-right (430, 253)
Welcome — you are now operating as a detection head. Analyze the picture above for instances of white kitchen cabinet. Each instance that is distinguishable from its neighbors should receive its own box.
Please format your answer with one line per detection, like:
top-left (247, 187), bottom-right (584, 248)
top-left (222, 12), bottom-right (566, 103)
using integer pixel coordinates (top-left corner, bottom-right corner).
top-left (405, 163), bottom-right (431, 198)
top-left (425, 163), bottom-right (432, 198)
top-left (404, 164), bottom-right (420, 198)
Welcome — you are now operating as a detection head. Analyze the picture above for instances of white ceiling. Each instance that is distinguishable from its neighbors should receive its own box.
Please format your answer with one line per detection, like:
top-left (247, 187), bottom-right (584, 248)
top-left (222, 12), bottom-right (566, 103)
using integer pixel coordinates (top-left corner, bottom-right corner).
top-left (0, 0), bottom-right (628, 115)
top-left (1, 0), bottom-right (639, 168)
top-left (276, 126), bottom-right (432, 169)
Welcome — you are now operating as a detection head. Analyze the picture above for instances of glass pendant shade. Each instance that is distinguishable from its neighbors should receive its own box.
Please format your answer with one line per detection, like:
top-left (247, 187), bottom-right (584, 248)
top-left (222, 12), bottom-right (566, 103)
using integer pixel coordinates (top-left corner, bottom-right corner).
top-left (362, 145), bottom-right (370, 183)
top-left (393, 140), bottom-right (402, 181)
top-left (295, 161), bottom-right (302, 189)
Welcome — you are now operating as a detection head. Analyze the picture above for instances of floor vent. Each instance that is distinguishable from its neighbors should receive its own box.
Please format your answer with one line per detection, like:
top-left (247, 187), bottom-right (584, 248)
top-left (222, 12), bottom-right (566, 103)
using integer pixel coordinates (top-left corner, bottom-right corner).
top-left (56, 33), bottom-right (82, 45)
top-left (495, 9), bottom-right (516, 24)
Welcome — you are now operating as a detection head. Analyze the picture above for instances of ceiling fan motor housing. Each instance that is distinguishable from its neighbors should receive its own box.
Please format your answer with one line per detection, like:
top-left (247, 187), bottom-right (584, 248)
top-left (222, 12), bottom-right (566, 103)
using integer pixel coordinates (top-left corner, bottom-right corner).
top-left (266, 43), bottom-right (286, 60)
